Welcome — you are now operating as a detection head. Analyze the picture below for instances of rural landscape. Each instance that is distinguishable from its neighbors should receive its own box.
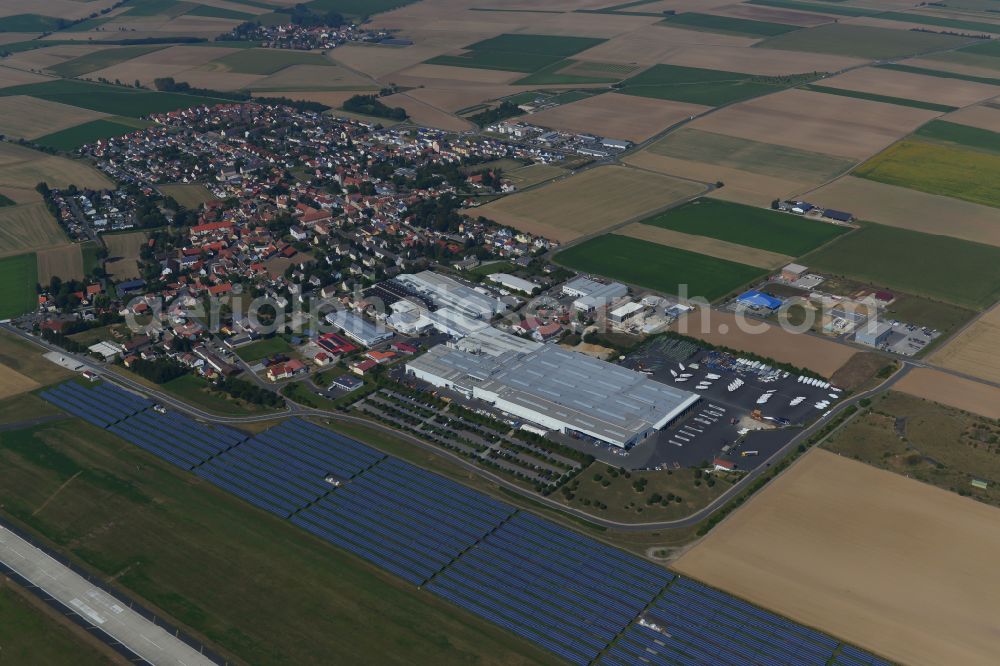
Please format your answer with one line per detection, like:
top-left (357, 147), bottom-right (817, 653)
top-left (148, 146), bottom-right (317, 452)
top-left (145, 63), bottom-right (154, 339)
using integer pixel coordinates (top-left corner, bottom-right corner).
top-left (1, 0), bottom-right (999, 664)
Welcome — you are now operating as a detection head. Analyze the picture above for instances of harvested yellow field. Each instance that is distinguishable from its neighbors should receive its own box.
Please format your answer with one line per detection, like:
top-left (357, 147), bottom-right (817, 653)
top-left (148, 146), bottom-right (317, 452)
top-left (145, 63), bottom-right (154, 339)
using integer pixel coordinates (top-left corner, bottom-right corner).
top-left (802, 176), bottom-right (1000, 247)
top-left (158, 183), bottom-right (217, 210)
top-left (0, 143), bottom-right (112, 192)
top-left (819, 66), bottom-right (1000, 107)
top-left (405, 84), bottom-right (532, 113)
top-left (642, 45), bottom-right (863, 76)
top-left (0, 0), bottom-right (116, 20)
top-left (1, 43), bottom-right (103, 72)
top-left (379, 93), bottom-right (473, 131)
top-left (707, 3), bottom-right (833, 26)
top-left (930, 306), bottom-right (1000, 384)
top-left (505, 163), bottom-right (566, 189)
top-left (474, 166), bottom-right (704, 243)
top-left (394, 63), bottom-right (523, 85)
top-left (940, 103), bottom-right (1000, 133)
top-left (0, 66), bottom-right (50, 89)
top-left (0, 364), bottom-right (39, 400)
top-left (691, 88), bottom-right (939, 160)
top-left (104, 231), bottom-right (146, 280)
top-left (0, 203), bottom-right (67, 258)
top-left (249, 64), bottom-right (374, 92)
top-left (527, 93), bottom-right (709, 142)
top-left (36, 243), bottom-right (83, 283)
top-left (672, 308), bottom-right (857, 377)
top-left (907, 55), bottom-right (1000, 80)
top-left (618, 223), bottom-right (793, 269)
top-left (84, 44), bottom-right (243, 87)
top-left (576, 24), bottom-right (757, 65)
top-left (0, 95), bottom-right (107, 140)
top-left (894, 367), bottom-right (1000, 420)
top-left (675, 448), bottom-right (1000, 666)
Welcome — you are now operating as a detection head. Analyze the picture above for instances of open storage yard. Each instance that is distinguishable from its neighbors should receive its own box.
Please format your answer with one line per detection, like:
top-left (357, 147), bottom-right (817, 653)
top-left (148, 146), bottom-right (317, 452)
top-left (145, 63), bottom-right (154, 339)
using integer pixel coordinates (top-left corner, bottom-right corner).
top-left (473, 165), bottom-right (704, 243)
top-left (674, 448), bottom-right (1000, 666)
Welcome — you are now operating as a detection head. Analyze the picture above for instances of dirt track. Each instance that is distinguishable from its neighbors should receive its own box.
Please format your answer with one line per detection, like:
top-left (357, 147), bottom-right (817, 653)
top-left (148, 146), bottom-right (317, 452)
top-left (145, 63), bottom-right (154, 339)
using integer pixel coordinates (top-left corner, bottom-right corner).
top-left (674, 448), bottom-right (1000, 666)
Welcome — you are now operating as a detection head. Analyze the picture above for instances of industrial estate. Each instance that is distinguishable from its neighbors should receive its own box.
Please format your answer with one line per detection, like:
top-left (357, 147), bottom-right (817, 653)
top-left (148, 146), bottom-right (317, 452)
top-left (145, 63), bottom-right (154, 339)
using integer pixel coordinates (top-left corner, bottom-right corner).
top-left (0, 0), bottom-right (999, 665)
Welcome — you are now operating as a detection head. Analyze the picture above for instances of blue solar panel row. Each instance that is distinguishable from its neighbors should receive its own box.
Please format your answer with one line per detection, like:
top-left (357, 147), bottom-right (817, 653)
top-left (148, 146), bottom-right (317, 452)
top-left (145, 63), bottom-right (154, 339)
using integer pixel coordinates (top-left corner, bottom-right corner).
top-left (425, 512), bottom-right (673, 666)
top-left (252, 417), bottom-right (386, 480)
top-left (601, 576), bottom-right (889, 666)
top-left (40, 381), bottom-right (151, 428)
top-left (293, 456), bottom-right (516, 585)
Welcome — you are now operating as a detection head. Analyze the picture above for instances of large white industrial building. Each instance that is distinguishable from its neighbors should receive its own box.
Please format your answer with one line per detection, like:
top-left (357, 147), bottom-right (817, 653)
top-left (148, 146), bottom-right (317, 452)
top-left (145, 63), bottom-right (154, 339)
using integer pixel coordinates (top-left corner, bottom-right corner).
top-left (395, 271), bottom-right (507, 320)
top-left (562, 276), bottom-right (628, 312)
top-left (406, 329), bottom-right (698, 448)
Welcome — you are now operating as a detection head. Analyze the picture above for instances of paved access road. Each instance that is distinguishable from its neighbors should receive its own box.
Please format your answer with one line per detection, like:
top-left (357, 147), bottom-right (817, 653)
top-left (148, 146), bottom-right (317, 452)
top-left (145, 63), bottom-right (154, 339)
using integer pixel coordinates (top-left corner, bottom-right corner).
top-left (0, 525), bottom-right (215, 666)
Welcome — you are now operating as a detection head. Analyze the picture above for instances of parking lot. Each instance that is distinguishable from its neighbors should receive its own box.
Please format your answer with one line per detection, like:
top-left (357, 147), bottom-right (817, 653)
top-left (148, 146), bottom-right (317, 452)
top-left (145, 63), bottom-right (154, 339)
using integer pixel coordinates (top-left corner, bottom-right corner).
top-left (882, 322), bottom-right (940, 356)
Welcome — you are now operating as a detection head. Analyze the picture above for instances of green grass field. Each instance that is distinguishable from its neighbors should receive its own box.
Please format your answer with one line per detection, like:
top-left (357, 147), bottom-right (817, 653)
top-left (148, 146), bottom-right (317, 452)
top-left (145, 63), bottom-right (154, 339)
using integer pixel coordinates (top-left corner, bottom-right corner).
top-left (756, 23), bottom-right (973, 59)
top-left (799, 84), bottom-right (957, 112)
top-left (0, 253), bottom-right (37, 319)
top-left (640, 198), bottom-right (850, 257)
top-left (914, 119), bottom-right (1000, 153)
top-left (427, 34), bottom-right (605, 74)
top-left (121, 0), bottom-right (195, 18)
top-left (854, 139), bottom-right (1000, 209)
top-left (211, 48), bottom-right (334, 75)
top-left (0, 417), bottom-right (560, 666)
top-left (0, 584), bottom-right (113, 665)
top-left (647, 128), bottom-right (856, 182)
top-left (555, 234), bottom-right (766, 301)
top-left (875, 62), bottom-right (1000, 87)
top-left (802, 223), bottom-right (1000, 309)
top-left (660, 12), bottom-right (800, 37)
top-left (159, 373), bottom-right (279, 416)
top-left (618, 64), bottom-right (808, 106)
top-left (0, 14), bottom-right (65, 32)
top-left (48, 45), bottom-right (166, 78)
top-left (35, 118), bottom-right (151, 151)
top-left (304, 0), bottom-right (419, 17)
top-left (747, 0), bottom-right (880, 17)
top-left (236, 336), bottom-right (293, 362)
top-left (186, 4), bottom-right (255, 20)
top-left (0, 80), bottom-right (227, 118)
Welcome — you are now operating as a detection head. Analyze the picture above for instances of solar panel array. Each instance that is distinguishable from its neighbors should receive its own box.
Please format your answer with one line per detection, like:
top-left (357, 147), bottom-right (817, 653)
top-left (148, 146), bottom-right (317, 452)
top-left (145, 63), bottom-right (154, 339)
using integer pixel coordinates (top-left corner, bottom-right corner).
top-left (196, 418), bottom-right (385, 518)
top-left (601, 577), bottom-right (892, 666)
top-left (40, 381), bottom-right (151, 428)
top-left (109, 410), bottom-right (247, 471)
top-left (426, 513), bottom-right (674, 665)
top-left (293, 457), bottom-right (515, 585)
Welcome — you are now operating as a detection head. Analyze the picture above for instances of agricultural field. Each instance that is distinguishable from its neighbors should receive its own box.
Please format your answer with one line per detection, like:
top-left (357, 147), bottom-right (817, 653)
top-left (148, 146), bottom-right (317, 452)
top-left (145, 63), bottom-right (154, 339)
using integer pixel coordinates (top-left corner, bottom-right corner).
top-left (0, 95), bottom-right (108, 140)
top-left (0, 252), bottom-right (37, 319)
top-left (103, 230), bottom-right (147, 280)
top-left (0, 330), bottom-right (73, 388)
top-left (687, 88), bottom-right (938, 160)
top-left (803, 223), bottom-right (1000, 310)
top-left (0, 362), bottom-right (39, 401)
top-left (671, 308), bottom-right (857, 377)
top-left (799, 84), bottom-right (957, 113)
top-left (937, 104), bottom-right (1000, 133)
top-left (501, 163), bottom-right (566, 189)
top-left (643, 128), bottom-right (856, 183)
top-left (618, 64), bottom-right (807, 106)
top-left (854, 139), bottom-right (1000, 209)
top-left (513, 59), bottom-right (635, 86)
top-left (803, 175), bottom-right (1000, 247)
top-left (208, 48), bottom-right (335, 75)
top-left (638, 198), bottom-right (849, 257)
top-left (895, 367), bottom-right (1000, 420)
top-left (659, 12), bottom-right (800, 37)
top-left (426, 34), bottom-right (606, 74)
top-left (674, 448), bottom-right (1000, 666)
top-left (555, 234), bottom-right (766, 302)
top-left (0, 144), bottom-right (111, 205)
top-left (158, 183), bottom-right (217, 209)
top-left (47, 44), bottom-right (166, 78)
top-left (474, 165), bottom-right (703, 243)
top-left (755, 22), bottom-right (973, 59)
top-left (875, 62), bottom-right (1000, 87)
top-left (525, 93), bottom-right (708, 142)
top-left (616, 223), bottom-right (792, 270)
top-left (34, 117), bottom-right (151, 151)
top-left (914, 119), bottom-right (1000, 153)
top-left (36, 243), bottom-right (83, 283)
top-left (0, 203), bottom-right (68, 257)
top-left (931, 305), bottom-right (1000, 384)
top-left (0, 416), bottom-right (559, 666)
top-left (0, 79), bottom-right (226, 118)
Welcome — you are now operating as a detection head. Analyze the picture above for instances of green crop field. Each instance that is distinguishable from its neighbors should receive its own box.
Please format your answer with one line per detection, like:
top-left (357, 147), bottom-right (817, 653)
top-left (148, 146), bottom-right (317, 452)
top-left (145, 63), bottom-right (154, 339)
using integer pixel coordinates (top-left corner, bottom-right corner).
top-left (660, 12), bottom-right (800, 37)
top-left (0, 253), bottom-right (37, 319)
top-left (0, 80), bottom-right (226, 118)
top-left (618, 64), bottom-right (810, 106)
top-left (748, 0), bottom-right (880, 17)
top-left (640, 198), bottom-right (850, 257)
top-left (854, 139), bottom-right (1000, 209)
top-left (802, 223), bottom-right (1000, 309)
top-left (0, 417), bottom-right (560, 666)
top-left (0, 585), bottom-right (113, 665)
top-left (427, 34), bottom-right (605, 74)
top-left (236, 336), bottom-right (293, 362)
top-left (875, 63), bottom-right (1000, 87)
top-left (756, 23), bottom-right (973, 59)
top-left (647, 128), bottom-right (856, 182)
top-left (915, 120), bottom-right (1000, 154)
top-left (0, 14), bottom-right (65, 32)
top-left (35, 118), bottom-right (152, 151)
top-left (121, 0), bottom-right (195, 18)
top-left (875, 11), bottom-right (1000, 34)
top-left (48, 45), bottom-right (166, 78)
top-left (555, 234), bottom-right (766, 301)
top-left (960, 39), bottom-right (1000, 58)
top-left (304, 0), bottom-right (420, 17)
top-left (186, 4), bottom-right (255, 20)
top-left (799, 84), bottom-right (957, 112)
top-left (211, 48), bottom-right (334, 75)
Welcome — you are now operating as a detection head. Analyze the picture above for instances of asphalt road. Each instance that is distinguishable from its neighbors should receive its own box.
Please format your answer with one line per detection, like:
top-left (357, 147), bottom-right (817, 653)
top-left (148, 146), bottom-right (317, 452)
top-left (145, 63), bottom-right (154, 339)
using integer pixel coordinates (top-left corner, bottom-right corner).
top-left (0, 524), bottom-right (215, 666)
